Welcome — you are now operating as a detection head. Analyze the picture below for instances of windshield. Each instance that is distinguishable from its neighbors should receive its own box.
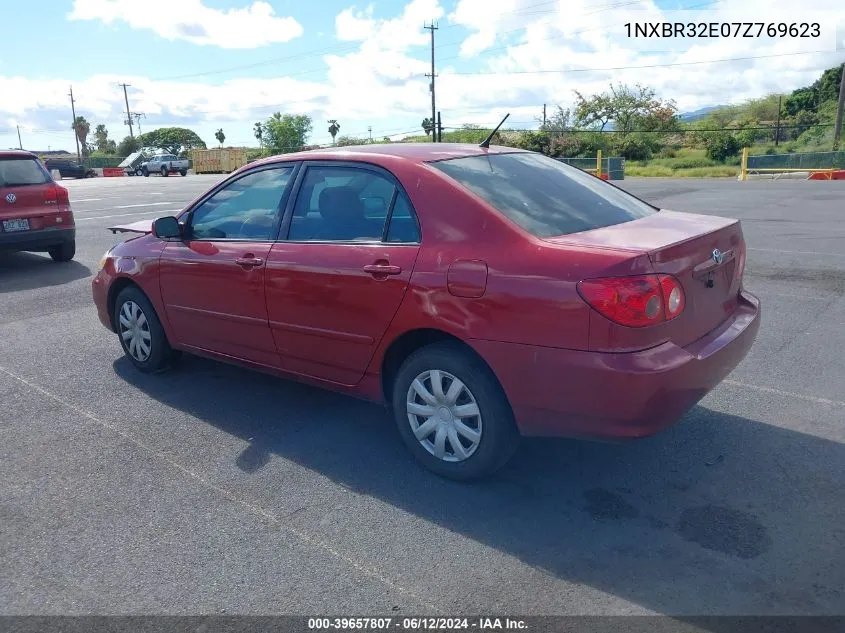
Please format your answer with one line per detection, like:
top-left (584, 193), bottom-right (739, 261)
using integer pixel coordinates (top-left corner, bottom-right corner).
top-left (432, 152), bottom-right (656, 237)
top-left (0, 157), bottom-right (51, 187)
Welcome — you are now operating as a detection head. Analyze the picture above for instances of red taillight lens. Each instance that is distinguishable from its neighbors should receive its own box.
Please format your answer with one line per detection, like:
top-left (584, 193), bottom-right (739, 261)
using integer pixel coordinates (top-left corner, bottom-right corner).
top-left (43, 186), bottom-right (58, 204)
top-left (55, 185), bottom-right (70, 206)
top-left (578, 274), bottom-right (685, 328)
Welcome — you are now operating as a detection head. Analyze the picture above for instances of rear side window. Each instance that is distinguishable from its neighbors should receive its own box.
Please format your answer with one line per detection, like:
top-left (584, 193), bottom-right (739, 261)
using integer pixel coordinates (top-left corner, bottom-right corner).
top-left (0, 158), bottom-right (50, 187)
top-left (432, 152), bottom-right (655, 237)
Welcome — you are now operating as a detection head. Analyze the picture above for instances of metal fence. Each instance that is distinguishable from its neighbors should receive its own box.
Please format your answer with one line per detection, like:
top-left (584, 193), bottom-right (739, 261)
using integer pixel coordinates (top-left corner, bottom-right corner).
top-left (747, 151), bottom-right (845, 171)
top-left (83, 156), bottom-right (125, 169)
top-left (556, 157), bottom-right (625, 180)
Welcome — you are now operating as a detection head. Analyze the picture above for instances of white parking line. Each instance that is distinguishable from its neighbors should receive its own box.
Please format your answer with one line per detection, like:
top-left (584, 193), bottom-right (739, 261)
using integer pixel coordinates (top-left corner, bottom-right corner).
top-left (723, 379), bottom-right (845, 407)
top-left (76, 210), bottom-right (181, 221)
top-left (0, 364), bottom-right (436, 611)
top-left (748, 247), bottom-right (845, 258)
top-left (114, 202), bottom-right (176, 209)
top-left (72, 198), bottom-right (103, 202)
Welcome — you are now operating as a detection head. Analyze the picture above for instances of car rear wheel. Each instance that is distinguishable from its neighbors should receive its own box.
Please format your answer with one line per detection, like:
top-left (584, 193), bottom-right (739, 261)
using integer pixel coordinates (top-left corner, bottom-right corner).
top-left (161, 166), bottom-right (168, 177)
top-left (391, 342), bottom-right (519, 480)
top-left (142, 167), bottom-right (149, 177)
top-left (48, 240), bottom-right (75, 262)
top-left (114, 286), bottom-right (178, 373)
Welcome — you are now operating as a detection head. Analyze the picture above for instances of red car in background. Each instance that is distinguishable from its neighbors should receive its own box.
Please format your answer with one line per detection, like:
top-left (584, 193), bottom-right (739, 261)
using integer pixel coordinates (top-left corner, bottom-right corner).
top-left (0, 150), bottom-right (76, 261)
top-left (92, 143), bottom-right (760, 480)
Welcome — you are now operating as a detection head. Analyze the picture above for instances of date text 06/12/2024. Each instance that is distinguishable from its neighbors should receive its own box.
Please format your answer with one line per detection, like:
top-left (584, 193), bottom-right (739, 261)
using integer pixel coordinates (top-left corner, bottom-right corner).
top-left (307, 618), bottom-right (528, 630)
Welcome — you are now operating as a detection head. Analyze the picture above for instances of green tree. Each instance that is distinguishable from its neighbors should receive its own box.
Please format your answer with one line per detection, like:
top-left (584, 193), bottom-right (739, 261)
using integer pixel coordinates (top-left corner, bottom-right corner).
top-left (263, 113), bottom-right (312, 154)
top-left (335, 135), bottom-right (366, 147)
top-left (328, 119), bottom-right (340, 144)
top-left (215, 128), bottom-right (225, 147)
top-left (94, 124), bottom-right (110, 152)
top-left (253, 122), bottom-right (264, 149)
top-left (573, 83), bottom-right (676, 135)
top-left (138, 127), bottom-right (206, 155)
top-left (71, 116), bottom-right (91, 157)
top-left (421, 117), bottom-right (433, 137)
top-left (704, 131), bottom-right (741, 162)
top-left (117, 135), bottom-right (140, 156)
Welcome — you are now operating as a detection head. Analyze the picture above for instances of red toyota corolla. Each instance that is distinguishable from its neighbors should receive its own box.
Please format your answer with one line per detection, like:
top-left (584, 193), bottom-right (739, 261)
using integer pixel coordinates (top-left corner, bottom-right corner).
top-left (92, 143), bottom-right (760, 479)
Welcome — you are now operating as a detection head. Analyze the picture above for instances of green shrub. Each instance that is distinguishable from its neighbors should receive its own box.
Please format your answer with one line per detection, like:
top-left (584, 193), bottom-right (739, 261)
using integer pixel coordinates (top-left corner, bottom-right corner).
top-left (704, 131), bottom-right (741, 162)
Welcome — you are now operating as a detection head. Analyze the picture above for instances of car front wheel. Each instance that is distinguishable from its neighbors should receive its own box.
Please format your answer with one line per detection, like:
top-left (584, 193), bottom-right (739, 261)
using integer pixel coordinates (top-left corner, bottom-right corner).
top-left (161, 166), bottom-right (168, 177)
top-left (114, 286), bottom-right (179, 373)
top-left (391, 342), bottom-right (519, 480)
top-left (142, 167), bottom-right (149, 177)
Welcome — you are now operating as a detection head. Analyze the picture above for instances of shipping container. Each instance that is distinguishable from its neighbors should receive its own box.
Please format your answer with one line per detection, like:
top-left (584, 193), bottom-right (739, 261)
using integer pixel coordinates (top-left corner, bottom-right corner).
top-left (191, 148), bottom-right (248, 174)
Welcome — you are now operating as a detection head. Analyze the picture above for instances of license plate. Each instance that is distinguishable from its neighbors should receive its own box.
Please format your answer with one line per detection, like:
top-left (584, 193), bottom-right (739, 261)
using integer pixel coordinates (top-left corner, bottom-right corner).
top-left (2, 218), bottom-right (30, 232)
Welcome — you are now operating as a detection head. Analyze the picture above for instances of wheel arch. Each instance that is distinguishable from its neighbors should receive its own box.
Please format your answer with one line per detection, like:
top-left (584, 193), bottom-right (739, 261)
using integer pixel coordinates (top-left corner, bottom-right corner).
top-left (106, 277), bottom-right (145, 331)
top-left (379, 328), bottom-right (508, 408)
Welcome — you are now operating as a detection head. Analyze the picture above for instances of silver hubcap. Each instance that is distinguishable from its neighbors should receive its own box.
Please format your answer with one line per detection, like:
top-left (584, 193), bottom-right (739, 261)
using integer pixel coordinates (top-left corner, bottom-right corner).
top-left (406, 369), bottom-right (482, 463)
top-left (118, 300), bottom-right (152, 362)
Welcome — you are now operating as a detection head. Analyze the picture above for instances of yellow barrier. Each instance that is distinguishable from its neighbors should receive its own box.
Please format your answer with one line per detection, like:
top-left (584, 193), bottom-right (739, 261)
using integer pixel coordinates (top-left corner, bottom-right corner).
top-left (739, 147), bottom-right (838, 180)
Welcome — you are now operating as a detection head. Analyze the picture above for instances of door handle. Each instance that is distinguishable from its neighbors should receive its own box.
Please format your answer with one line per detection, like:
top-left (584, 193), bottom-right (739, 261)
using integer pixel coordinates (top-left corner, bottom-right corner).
top-left (235, 256), bottom-right (264, 268)
top-left (363, 263), bottom-right (401, 276)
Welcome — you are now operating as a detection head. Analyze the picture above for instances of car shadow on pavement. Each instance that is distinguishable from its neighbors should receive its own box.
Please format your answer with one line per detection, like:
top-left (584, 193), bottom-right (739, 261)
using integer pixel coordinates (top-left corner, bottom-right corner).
top-left (113, 354), bottom-right (845, 616)
top-left (0, 251), bottom-right (90, 293)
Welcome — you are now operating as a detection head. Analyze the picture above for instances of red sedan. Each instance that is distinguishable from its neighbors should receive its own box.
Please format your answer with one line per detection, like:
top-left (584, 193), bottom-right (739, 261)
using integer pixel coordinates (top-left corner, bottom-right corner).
top-left (92, 143), bottom-right (760, 479)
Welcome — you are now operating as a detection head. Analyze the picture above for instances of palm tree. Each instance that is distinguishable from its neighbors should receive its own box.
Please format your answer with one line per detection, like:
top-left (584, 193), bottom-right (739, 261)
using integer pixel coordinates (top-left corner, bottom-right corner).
top-left (215, 128), bottom-right (225, 147)
top-left (254, 122), bottom-right (264, 149)
top-left (327, 119), bottom-right (340, 145)
top-left (72, 116), bottom-right (90, 157)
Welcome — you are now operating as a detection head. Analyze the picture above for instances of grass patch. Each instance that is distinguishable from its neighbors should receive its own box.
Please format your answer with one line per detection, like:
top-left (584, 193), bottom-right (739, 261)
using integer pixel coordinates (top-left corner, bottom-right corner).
top-left (627, 164), bottom-right (738, 178)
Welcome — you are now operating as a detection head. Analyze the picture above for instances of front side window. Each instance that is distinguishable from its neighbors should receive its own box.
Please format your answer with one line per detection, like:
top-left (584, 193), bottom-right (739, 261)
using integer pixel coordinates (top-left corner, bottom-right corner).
top-left (188, 167), bottom-right (294, 241)
top-left (432, 152), bottom-right (656, 237)
top-left (288, 166), bottom-right (406, 242)
top-left (0, 158), bottom-right (51, 186)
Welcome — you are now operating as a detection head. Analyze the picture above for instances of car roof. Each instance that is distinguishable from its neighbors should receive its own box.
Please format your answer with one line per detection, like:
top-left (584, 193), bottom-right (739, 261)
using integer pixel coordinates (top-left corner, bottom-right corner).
top-left (0, 149), bottom-right (39, 160)
top-left (251, 143), bottom-right (528, 168)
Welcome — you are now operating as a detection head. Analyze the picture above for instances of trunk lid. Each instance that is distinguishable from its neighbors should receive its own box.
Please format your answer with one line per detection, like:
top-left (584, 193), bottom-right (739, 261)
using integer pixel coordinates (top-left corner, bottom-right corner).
top-left (548, 210), bottom-right (746, 348)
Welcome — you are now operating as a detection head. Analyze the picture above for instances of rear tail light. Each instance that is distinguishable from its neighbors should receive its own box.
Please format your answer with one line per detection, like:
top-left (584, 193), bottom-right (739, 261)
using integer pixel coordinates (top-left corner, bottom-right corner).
top-left (43, 186), bottom-right (57, 204)
top-left (735, 244), bottom-right (746, 283)
top-left (577, 274), bottom-right (686, 328)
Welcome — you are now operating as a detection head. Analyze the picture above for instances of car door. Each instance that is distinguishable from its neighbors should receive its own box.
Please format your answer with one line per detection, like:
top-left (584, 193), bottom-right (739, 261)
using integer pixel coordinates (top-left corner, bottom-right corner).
top-left (265, 162), bottom-right (422, 386)
top-left (158, 164), bottom-right (298, 368)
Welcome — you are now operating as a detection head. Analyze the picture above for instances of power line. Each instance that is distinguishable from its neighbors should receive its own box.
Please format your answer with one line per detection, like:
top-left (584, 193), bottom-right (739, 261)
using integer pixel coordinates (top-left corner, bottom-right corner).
top-left (444, 50), bottom-right (834, 76)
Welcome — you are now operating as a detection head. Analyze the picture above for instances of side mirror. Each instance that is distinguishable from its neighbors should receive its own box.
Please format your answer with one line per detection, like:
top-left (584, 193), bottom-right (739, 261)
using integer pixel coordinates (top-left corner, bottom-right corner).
top-left (152, 216), bottom-right (182, 239)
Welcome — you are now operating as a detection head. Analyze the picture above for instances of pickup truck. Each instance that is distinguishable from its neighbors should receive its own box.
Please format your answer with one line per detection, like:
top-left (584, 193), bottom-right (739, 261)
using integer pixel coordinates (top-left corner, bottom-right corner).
top-left (141, 154), bottom-right (189, 177)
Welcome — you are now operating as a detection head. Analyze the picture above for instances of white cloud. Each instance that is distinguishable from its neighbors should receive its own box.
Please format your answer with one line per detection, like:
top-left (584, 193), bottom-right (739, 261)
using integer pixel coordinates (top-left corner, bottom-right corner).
top-left (67, 0), bottom-right (303, 49)
top-left (336, 5), bottom-right (377, 41)
top-left (5, 0), bottom-right (844, 151)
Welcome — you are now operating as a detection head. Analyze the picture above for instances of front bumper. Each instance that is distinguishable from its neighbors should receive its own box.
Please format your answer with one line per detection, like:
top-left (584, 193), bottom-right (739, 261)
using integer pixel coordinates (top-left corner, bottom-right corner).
top-left (0, 227), bottom-right (75, 251)
top-left (471, 290), bottom-right (761, 440)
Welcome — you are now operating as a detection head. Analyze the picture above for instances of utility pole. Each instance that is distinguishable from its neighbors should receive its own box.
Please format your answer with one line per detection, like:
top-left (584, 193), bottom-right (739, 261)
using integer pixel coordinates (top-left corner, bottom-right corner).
top-left (834, 63), bottom-right (845, 150)
top-left (774, 94), bottom-right (782, 146)
top-left (16, 125), bottom-right (23, 150)
top-left (68, 85), bottom-right (81, 163)
top-left (543, 104), bottom-right (547, 127)
top-left (437, 111), bottom-right (442, 142)
top-left (120, 83), bottom-right (134, 138)
top-left (424, 21), bottom-right (438, 142)
top-left (368, 126), bottom-right (372, 143)
top-left (132, 112), bottom-right (146, 135)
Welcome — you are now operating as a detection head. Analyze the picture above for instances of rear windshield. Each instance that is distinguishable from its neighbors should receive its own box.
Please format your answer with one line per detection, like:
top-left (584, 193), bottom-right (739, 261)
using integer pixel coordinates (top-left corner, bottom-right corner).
top-left (432, 152), bottom-right (656, 237)
top-left (0, 158), bottom-right (51, 187)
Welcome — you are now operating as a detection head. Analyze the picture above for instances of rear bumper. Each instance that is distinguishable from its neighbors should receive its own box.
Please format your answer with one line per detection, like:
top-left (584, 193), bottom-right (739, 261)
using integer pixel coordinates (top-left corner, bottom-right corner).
top-left (471, 290), bottom-right (761, 440)
top-left (0, 227), bottom-right (75, 251)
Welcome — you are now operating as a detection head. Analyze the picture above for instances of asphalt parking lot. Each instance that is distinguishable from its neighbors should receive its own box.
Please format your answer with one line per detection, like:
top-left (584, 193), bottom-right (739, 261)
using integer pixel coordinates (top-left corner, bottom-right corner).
top-left (1, 173), bottom-right (843, 617)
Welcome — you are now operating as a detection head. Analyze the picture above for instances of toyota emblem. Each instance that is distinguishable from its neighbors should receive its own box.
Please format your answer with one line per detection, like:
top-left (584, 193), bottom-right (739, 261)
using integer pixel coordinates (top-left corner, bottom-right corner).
top-left (5, 193), bottom-right (16, 204)
top-left (712, 248), bottom-right (724, 264)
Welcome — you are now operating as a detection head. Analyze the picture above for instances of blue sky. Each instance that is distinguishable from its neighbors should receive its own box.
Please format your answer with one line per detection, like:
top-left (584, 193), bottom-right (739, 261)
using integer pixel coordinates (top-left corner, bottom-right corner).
top-left (2, 0), bottom-right (843, 153)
